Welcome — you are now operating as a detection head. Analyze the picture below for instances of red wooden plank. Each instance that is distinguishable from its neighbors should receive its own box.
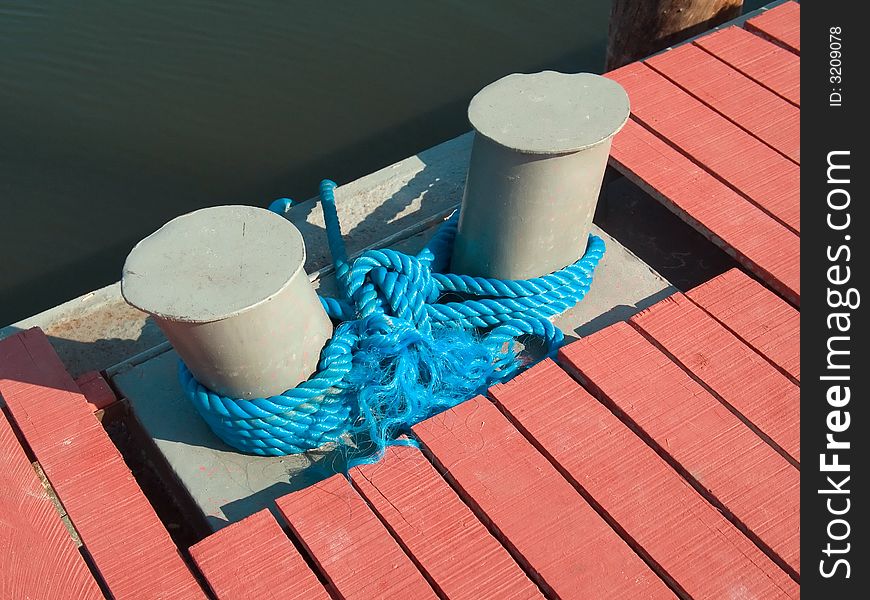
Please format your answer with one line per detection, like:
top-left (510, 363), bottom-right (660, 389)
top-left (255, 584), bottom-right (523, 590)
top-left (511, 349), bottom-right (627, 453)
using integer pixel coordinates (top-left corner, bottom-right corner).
top-left (687, 268), bottom-right (800, 381)
top-left (609, 119), bottom-right (800, 305)
top-left (190, 509), bottom-right (330, 600)
top-left (608, 63), bottom-right (800, 234)
top-left (631, 293), bottom-right (800, 464)
top-left (275, 474), bottom-right (438, 600)
top-left (413, 397), bottom-right (676, 599)
top-left (490, 360), bottom-right (799, 599)
top-left (558, 323), bottom-right (800, 579)
top-left (646, 43), bottom-right (799, 163)
top-left (694, 26), bottom-right (799, 106)
top-left (1, 410), bottom-right (105, 600)
top-left (352, 445), bottom-right (542, 600)
top-left (75, 371), bottom-right (118, 412)
top-left (746, 2), bottom-right (800, 54)
top-left (0, 329), bottom-right (207, 600)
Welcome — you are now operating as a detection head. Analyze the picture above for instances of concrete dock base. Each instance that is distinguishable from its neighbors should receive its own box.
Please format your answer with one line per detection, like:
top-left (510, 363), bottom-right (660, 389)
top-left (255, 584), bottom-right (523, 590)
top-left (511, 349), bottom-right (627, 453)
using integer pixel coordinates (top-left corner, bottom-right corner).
top-left (111, 220), bottom-right (673, 531)
top-left (6, 131), bottom-right (674, 531)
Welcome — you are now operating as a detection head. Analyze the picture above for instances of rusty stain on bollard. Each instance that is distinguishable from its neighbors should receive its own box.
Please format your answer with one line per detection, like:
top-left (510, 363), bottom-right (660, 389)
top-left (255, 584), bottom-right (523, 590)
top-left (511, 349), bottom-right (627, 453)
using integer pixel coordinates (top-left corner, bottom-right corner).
top-left (121, 205), bottom-right (333, 400)
top-left (450, 71), bottom-right (630, 280)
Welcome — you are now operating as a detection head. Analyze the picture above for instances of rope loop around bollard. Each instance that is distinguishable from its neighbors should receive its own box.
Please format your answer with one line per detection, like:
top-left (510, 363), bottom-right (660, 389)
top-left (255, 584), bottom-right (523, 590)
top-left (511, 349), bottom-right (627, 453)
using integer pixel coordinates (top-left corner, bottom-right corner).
top-left (179, 179), bottom-right (605, 466)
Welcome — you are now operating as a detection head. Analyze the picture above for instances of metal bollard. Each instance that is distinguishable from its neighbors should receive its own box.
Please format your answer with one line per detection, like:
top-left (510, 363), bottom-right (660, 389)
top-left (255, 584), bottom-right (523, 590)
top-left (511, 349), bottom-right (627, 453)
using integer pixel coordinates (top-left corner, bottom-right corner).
top-left (450, 71), bottom-right (630, 280)
top-left (121, 205), bottom-right (333, 400)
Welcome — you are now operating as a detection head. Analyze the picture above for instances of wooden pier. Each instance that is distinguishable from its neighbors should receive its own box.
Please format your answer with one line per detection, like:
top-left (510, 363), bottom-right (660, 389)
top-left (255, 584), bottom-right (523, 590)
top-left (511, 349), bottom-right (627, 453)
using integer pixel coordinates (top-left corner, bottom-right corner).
top-left (607, 1), bottom-right (800, 307)
top-left (1, 2), bottom-right (799, 598)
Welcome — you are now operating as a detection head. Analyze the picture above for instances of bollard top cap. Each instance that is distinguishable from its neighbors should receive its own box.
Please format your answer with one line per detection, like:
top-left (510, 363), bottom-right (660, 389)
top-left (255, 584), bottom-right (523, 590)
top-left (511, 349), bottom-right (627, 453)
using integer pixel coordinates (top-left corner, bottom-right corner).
top-left (468, 71), bottom-right (630, 154)
top-left (121, 205), bottom-right (306, 323)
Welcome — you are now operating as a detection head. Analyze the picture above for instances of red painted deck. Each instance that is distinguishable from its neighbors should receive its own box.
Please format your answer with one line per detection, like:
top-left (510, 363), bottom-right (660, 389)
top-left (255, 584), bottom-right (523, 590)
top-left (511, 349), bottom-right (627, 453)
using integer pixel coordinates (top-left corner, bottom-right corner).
top-left (351, 445), bottom-right (543, 599)
top-left (745, 1), bottom-right (800, 54)
top-left (0, 329), bottom-right (207, 599)
top-left (687, 268), bottom-right (800, 382)
top-left (1, 6), bottom-right (799, 598)
top-left (1, 409), bottom-right (104, 600)
top-left (607, 0), bottom-right (801, 306)
top-left (490, 360), bottom-right (798, 599)
top-left (1, 262), bottom-right (800, 598)
top-left (189, 509), bottom-right (330, 599)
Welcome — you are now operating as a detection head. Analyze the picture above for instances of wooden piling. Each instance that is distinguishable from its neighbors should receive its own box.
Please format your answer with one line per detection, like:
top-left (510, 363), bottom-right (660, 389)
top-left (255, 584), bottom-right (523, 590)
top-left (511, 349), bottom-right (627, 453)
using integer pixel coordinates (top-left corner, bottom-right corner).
top-left (606, 0), bottom-right (743, 70)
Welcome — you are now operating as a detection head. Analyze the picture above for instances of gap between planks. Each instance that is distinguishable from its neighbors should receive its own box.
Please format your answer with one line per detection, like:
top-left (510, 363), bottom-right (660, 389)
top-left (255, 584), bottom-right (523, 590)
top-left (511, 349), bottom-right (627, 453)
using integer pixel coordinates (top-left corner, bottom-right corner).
top-left (686, 268), bottom-right (800, 383)
top-left (744, 1), bottom-right (800, 55)
top-left (607, 62), bottom-right (800, 236)
top-left (628, 293), bottom-right (800, 467)
top-left (557, 323), bottom-right (800, 582)
top-left (693, 26), bottom-right (799, 107)
top-left (643, 43), bottom-right (799, 164)
top-left (489, 359), bottom-right (799, 599)
top-left (607, 119), bottom-right (800, 306)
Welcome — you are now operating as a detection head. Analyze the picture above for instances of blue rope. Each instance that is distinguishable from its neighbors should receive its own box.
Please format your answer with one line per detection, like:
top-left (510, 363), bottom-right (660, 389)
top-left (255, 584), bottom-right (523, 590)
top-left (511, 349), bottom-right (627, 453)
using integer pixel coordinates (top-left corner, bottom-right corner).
top-left (180, 179), bottom-right (604, 465)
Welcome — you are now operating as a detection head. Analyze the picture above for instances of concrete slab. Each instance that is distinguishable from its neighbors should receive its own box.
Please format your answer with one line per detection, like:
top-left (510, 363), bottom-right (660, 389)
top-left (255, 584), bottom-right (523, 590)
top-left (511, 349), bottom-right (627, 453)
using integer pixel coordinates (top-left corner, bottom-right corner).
top-left (0, 282), bottom-right (164, 378)
top-left (0, 130), bottom-right (674, 376)
top-left (0, 134), bottom-right (473, 376)
top-left (112, 348), bottom-right (335, 531)
top-left (111, 219), bottom-right (674, 532)
top-left (555, 226), bottom-right (675, 341)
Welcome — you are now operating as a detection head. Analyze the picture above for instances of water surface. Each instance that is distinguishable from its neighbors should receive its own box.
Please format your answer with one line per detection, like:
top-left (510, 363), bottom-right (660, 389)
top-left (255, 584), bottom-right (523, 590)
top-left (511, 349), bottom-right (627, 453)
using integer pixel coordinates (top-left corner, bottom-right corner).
top-left (0, 1), bottom-right (760, 324)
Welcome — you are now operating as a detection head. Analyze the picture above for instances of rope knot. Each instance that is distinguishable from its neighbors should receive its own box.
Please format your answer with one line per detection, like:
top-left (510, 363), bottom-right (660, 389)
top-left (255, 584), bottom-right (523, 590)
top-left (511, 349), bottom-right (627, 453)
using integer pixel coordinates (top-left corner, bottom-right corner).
top-left (355, 313), bottom-right (424, 351)
top-left (343, 249), bottom-right (437, 336)
top-left (180, 179), bottom-right (605, 466)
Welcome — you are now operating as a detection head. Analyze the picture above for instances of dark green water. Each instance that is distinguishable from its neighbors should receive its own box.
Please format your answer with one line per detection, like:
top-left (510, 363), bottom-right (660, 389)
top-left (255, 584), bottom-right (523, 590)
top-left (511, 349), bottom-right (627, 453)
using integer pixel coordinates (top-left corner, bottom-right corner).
top-left (0, 1), bottom-right (760, 325)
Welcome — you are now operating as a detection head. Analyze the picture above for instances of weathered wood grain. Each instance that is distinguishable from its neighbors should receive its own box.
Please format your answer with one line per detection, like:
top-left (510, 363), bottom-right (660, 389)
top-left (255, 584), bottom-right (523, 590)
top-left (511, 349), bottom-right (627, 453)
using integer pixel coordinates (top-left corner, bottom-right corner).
top-left (694, 26), bottom-right (799, 105)
top-left (631, 293), bottom-right (800, 463)
top-left (687, 268), bottom-right (800, 381)
top-left (352, 445), bottom-right (542, 599)
top-left (275, 474), bottom-right (438, 600)
top-left (189, 509), bottom-right (330, 600)
top-left (413, 397), bottom-right (676, 599)
top-left (646, 43), bottom-right (799, 163)
top-left (0, 328), bottom-right (206, 599)
top-left (608, 62), bottom-right (799, 234)
top-left (1, 410), bottom-right (105, 600)
top-left (559, 323), bottom-right (800, 579)
top-left (491, 359), bottom-right (799, 598)
top-left (608, 119), bottom-right (800, 305)
top-left (745, 2), bottom-right (800, 54)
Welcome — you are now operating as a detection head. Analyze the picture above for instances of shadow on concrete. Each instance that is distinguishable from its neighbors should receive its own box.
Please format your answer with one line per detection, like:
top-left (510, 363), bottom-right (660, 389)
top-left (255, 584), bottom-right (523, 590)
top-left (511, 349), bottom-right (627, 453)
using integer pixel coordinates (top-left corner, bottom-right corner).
top-left (285, 135), bottom-right (468, 277)
top-left (350, 159), bottom-right (456, 245)
top-left (216, 451), bottom-right (344, 530)
top-left (595, 176), bottom-right (739, 292)
top-left (0, 319), bottom-right (165, 381)
top-left (564, 286), bottom-right (676, 345)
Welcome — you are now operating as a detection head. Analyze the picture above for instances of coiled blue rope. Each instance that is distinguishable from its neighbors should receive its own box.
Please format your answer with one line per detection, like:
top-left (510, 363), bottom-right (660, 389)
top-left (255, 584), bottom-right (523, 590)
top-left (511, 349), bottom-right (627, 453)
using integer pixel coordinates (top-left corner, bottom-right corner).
top-left (180, 179), bottom-right (604, 466)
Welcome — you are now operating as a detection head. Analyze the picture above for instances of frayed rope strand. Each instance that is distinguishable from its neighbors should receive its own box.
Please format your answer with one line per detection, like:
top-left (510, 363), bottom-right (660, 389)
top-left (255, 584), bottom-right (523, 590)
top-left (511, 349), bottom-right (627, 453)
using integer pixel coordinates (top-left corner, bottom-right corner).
top-left (180, 179), bottom-right (599, 468)
top-left (341, 315), bottom-right (511, 468)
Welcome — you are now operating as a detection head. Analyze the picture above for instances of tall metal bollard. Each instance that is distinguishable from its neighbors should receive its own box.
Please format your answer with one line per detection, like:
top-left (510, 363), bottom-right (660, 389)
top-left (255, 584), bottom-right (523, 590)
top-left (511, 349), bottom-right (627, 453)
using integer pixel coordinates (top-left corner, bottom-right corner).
top-left (121, 205), bottom-right (333, 400)
top-left (450, 71), bottom-right (630, 280)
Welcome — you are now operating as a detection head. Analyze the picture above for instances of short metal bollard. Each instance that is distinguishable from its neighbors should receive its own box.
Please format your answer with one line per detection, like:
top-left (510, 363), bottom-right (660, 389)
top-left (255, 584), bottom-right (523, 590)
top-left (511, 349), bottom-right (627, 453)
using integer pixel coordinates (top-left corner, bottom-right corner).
top-left (121, 205), bottom-right (333, 400)
top-left (450, 71), bottom-right (630, 280)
